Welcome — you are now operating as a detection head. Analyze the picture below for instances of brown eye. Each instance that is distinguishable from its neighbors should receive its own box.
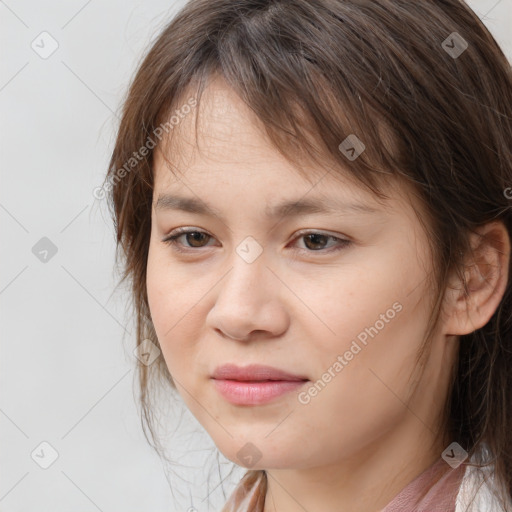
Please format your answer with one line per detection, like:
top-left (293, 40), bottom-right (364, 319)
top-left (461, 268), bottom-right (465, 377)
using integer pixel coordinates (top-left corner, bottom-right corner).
top-left (303, 233), bottom-right (330, 251)
top-left (182, 231), bottom-right (211, 247)
top-left (293, 232), bottom-right (352, 252)
top-left (162, 229), bottom-right (216, 251)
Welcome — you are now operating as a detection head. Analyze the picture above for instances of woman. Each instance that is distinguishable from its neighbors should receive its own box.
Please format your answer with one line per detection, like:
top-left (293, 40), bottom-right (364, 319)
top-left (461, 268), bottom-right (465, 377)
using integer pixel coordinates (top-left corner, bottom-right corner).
top-left (103, 0), bottom-right (512, 510)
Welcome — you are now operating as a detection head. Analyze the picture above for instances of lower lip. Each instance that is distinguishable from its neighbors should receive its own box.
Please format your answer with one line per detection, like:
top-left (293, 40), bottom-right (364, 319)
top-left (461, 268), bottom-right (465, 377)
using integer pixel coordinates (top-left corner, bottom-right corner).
top-left (212, 379), bottom-right (308, 405)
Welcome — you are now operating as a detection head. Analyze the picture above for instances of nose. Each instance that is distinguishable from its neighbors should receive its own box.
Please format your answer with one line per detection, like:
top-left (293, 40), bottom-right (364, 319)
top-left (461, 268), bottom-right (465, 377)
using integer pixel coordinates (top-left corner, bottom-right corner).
top-left (205, 254), bottom-right (290, 342)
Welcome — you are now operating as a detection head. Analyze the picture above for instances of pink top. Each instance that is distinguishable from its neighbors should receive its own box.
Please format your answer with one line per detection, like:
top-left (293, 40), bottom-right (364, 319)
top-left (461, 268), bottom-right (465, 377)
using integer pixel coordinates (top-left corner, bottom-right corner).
top-left (220, 457), bottom-right (509, 511)
top-left (379, 458), bottom-right (465, 512)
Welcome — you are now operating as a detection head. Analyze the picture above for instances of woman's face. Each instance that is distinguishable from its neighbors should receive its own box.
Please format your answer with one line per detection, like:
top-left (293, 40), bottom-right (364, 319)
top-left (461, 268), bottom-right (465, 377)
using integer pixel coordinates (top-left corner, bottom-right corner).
top-left (146, 78), bottom-right (454, 471)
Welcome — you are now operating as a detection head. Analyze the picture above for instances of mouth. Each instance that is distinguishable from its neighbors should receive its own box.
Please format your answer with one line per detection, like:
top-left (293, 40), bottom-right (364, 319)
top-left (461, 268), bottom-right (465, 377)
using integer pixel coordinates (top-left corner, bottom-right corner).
top-left (211, 364), bottom-right (309, 405)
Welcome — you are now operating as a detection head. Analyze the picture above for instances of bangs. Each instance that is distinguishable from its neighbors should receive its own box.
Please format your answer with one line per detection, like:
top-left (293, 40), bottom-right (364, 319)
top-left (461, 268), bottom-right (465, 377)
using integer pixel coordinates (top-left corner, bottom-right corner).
top-left (152, 3), bottom-right (416, 204)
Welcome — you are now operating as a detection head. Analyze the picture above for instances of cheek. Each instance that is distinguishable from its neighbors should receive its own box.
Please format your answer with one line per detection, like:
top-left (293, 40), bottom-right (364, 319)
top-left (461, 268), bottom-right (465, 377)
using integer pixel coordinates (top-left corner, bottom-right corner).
top-left (292, 249), bottom-right (431, 441)
top-left (146, 247), bottom-right (192, 368)
top-left (146, 240), bottom-right (196, 328)
top-left (289, 301), bottom-right (430, 465)
top-left (302, 243), bottom-right (424, 359)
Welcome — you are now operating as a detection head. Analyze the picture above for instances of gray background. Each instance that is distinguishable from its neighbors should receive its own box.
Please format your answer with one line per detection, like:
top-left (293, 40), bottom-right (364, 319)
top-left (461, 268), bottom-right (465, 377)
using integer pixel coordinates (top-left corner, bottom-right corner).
top-left (1, 1), bottom-right (511, 511)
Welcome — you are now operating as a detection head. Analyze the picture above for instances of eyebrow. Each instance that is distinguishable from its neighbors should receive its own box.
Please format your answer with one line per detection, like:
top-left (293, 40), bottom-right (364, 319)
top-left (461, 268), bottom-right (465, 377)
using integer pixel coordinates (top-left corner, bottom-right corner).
top-left (154, 193), bottom-right (381, 220)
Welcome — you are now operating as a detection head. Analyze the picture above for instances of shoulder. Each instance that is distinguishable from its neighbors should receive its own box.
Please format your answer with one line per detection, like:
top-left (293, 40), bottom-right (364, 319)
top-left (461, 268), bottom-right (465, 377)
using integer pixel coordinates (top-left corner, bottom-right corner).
top-left (456, 463), bottom-right (512, 512)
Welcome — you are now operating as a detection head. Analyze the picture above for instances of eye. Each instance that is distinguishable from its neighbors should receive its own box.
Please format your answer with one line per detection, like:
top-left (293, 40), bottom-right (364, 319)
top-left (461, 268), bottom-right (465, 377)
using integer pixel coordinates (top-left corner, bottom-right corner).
top-left (162, 228), bottom-right (216, 252)
top-left (293, 231), bottom-right (352, 252)
top-left (161, 228), bottom-right (352, 253)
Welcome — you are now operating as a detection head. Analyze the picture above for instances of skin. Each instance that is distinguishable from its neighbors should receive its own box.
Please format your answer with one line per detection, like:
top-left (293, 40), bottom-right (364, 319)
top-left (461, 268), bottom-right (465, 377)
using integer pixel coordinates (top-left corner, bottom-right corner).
top-left (146, 76), bottom-right (510, 512)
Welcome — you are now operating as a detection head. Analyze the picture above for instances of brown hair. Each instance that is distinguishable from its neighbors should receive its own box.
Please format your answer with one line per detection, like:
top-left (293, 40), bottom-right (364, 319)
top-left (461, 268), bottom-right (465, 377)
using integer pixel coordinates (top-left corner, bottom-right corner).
top-left (104, 0), bottom-right (512, 507)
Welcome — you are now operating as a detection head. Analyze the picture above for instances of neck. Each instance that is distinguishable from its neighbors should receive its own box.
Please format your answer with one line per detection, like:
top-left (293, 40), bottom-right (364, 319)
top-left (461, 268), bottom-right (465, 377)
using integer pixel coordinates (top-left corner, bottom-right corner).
top-left (263, 417), bottom-right (450, 512)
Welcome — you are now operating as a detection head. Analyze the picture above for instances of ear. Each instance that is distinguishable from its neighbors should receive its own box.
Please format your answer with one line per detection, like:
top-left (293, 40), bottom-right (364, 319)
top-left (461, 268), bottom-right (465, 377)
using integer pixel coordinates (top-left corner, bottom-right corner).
top-left (442, 221), bottom-right (510, 336)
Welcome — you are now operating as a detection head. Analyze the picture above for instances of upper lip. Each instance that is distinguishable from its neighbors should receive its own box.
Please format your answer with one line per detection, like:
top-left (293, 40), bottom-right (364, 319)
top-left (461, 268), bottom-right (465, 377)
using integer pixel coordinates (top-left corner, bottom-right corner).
top-left (212, 364), bottom-right (309, 382)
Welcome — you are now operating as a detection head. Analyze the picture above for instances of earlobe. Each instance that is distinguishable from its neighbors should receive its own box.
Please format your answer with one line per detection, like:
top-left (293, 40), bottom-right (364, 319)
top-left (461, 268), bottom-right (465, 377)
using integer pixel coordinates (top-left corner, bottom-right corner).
top-left (442, 221), bottom-right (510, 337)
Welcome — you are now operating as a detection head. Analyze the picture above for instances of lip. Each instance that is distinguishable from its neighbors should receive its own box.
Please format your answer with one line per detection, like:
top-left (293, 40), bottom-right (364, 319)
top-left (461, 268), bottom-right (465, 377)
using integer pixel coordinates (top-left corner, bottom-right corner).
top-left (211, 364), bottom-right (309, 405)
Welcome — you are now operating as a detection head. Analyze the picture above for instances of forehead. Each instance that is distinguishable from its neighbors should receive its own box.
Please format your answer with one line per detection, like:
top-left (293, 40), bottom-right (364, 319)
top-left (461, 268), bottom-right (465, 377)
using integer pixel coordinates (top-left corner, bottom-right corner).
top-left (152, 77), bottom-right (408, 215)
top-left (155, 78), bottom-right (306, 179)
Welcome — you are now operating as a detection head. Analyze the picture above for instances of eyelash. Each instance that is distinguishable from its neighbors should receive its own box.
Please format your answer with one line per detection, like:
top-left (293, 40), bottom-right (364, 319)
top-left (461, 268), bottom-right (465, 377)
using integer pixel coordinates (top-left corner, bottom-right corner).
top-left (161, 227), bottom-right (352, 254)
